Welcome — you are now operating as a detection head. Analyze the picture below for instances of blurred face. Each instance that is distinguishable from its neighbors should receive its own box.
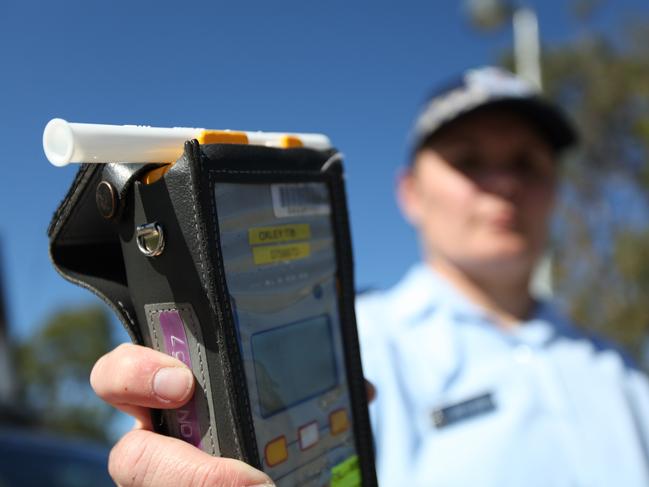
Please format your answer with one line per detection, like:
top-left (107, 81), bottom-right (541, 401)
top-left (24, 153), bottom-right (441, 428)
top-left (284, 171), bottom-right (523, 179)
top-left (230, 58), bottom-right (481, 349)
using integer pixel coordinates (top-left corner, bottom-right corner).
top-left (399, 108), bottom-right (557, 281)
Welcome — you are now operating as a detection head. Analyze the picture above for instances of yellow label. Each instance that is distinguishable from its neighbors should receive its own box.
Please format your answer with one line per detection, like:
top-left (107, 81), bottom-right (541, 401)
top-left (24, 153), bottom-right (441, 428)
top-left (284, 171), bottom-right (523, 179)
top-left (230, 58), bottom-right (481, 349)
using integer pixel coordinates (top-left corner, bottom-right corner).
top-left (249, 224), bottom-right (311, 245)
top-left (331, 455), bottom-right (361, 487)
top-left (252, 243), bottom-right (311, 265)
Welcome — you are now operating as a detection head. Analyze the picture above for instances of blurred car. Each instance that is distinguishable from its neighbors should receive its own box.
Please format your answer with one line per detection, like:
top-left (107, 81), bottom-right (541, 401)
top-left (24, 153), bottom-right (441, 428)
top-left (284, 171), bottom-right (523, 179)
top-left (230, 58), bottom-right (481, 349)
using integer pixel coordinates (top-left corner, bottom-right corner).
top-left (0, 407), bottom-right (113, 487)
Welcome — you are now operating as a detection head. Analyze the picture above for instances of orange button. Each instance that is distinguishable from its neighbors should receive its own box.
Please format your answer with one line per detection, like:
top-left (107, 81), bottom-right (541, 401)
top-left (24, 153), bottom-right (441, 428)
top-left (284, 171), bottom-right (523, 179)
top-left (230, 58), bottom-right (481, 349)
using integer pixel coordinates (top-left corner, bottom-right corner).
top-left (265, 436), bottom-right (288, 467)
top-left (329, 409), bottom-right (349, 436)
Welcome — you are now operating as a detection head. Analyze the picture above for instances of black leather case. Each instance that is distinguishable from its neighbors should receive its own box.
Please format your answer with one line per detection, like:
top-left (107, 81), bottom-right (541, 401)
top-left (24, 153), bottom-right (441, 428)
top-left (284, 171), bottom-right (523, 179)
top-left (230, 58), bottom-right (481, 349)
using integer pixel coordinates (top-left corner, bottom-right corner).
top-left (48, 140), bottom-right (377, 486)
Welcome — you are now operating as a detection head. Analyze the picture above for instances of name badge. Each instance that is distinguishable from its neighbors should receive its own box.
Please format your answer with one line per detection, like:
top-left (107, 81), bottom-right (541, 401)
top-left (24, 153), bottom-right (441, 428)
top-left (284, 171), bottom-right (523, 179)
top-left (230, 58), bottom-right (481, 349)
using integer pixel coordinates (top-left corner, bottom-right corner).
top-left (432, 392), bottom-right (496, 428)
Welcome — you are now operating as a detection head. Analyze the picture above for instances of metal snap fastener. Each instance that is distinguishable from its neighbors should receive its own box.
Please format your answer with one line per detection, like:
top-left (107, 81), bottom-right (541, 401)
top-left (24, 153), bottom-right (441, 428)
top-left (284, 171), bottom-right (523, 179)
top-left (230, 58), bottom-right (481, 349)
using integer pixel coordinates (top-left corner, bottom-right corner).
top-left (96, 181), bottom-right (118, 219)
top-left (136, 222), bottom-right (165, 257)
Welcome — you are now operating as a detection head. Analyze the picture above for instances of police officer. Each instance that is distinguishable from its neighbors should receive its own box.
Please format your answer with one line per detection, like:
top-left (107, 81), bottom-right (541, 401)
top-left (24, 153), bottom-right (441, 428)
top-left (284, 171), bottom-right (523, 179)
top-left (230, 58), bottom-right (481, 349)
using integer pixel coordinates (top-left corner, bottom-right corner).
top-left (357, 66), bottom-right (649, 486)
top-left (89, 67), bottom-right (649, 486)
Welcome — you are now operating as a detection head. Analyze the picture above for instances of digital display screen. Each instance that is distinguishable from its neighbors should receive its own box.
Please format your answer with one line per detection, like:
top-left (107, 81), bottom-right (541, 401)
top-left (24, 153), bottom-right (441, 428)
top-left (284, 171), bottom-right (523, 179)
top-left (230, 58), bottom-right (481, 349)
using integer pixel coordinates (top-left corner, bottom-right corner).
top-left (252, 315), bottom-right (338, 418)
top-left (214, 181), bottom-right (359, 485)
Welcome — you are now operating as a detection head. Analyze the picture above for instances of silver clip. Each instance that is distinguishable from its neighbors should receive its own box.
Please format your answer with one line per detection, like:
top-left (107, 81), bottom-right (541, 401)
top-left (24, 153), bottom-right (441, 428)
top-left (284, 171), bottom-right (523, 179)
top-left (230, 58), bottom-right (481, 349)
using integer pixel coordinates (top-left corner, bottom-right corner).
top-left (136, 222), bottom-right (166, 257)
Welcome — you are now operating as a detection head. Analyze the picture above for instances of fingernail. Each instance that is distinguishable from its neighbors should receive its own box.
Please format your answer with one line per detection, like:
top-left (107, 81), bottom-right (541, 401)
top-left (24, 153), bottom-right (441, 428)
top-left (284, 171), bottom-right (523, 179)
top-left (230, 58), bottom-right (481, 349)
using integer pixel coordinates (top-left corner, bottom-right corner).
top-left (153, 367), bottom-right (193, 402)
top-left (239, 462), bottom-right (275, 486)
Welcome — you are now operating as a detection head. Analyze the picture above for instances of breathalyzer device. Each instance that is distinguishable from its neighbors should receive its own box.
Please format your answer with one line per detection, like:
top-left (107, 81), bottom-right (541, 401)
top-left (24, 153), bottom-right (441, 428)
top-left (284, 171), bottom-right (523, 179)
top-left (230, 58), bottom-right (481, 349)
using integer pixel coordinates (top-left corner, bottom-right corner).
top-left (45, 119), bottom-right (377, 487)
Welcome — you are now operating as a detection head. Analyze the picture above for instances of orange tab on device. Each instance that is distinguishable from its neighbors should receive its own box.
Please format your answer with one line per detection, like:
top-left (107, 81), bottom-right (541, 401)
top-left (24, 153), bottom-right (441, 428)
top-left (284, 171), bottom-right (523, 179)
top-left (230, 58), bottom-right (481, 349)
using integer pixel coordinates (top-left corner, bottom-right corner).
top-left (142, 164), bottom-right (173, 185)
top-left (197, 130), bottom-right (249, 145)
top-left (279, 135), bottom-right (304, 148)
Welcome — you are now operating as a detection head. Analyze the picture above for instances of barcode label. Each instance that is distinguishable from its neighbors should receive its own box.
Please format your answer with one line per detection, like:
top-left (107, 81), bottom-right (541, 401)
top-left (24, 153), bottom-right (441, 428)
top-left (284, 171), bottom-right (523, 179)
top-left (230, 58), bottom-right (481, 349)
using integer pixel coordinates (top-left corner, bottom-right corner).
top-left (271, 183), bottom-right (331, 218)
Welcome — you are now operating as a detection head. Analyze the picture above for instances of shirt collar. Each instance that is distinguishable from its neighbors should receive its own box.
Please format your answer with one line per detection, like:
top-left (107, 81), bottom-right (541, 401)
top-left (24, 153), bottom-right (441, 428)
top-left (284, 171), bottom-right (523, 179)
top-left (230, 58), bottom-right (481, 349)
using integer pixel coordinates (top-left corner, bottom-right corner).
top-left (516, 300), bottom-right (576, 347)
top-left (393, 263), bottom-right (490, 325)
top-left (394, 262), bottom-right (572, 347)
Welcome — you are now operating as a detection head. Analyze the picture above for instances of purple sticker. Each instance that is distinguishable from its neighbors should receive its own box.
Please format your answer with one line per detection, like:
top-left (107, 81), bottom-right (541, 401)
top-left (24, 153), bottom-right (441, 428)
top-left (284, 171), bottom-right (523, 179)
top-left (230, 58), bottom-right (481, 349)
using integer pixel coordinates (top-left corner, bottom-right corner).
top-left (159, 310), bottom-right (203, 449)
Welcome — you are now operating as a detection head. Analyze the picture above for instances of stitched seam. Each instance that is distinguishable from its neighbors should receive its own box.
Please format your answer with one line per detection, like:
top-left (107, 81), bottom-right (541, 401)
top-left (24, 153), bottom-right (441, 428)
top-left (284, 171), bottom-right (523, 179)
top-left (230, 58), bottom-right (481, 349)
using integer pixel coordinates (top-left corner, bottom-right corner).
top-left (187, 159), bottom-right (210, 302)
top-left (51, 165), bottom-right (94, 238)
top-left (50, 265), bottom-right (140, 344)
top-left (180, 304), bottom-right (216, 455)
top-left (187, 149), bottom-right (220, 454)
top-left (148, 305), bottom-right (216, 455)
top-left (207, 168), bottom-right (255, 455)
top-left (147, 308), bottom-right (161, 352)
top-left (189, 147), bottom-right (230, 453)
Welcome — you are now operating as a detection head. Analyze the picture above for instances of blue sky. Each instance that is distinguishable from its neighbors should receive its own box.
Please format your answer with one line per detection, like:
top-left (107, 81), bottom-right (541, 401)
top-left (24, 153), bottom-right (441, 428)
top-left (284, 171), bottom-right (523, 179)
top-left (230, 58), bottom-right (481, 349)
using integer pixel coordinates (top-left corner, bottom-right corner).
top-left (1, 0), bottom-right (647, 342)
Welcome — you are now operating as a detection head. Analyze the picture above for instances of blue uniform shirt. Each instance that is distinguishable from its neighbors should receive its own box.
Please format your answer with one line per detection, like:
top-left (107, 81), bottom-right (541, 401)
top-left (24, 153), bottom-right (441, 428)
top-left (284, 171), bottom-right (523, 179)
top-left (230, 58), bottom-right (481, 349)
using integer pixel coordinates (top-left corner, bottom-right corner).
top-left (356, 264), bottom-right (649, 486)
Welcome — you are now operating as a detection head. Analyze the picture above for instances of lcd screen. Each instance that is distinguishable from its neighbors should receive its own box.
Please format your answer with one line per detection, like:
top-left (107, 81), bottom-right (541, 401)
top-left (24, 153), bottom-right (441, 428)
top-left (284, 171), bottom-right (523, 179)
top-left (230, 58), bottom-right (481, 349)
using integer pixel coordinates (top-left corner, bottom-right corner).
top-left (252, 315), bottom-right (338, 418)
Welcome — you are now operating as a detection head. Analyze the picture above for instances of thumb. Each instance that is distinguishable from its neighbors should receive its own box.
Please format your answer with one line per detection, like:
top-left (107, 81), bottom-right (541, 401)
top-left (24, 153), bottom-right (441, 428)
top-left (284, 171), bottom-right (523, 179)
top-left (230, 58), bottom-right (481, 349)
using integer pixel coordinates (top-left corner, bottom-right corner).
top-left (109, 429), bottom-right (274, 487)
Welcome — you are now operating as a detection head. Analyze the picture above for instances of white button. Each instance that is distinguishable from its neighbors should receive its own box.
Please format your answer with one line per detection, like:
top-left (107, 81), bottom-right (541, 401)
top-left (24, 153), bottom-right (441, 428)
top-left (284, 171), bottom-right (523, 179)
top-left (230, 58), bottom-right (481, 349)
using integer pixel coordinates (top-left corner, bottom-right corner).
top-left (298, 421), bottom-right (319, 450)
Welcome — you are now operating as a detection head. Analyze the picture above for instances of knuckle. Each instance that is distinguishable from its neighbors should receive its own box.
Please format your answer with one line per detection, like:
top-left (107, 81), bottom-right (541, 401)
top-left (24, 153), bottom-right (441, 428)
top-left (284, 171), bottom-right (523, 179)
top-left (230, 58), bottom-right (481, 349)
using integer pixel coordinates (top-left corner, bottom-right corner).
top-left (113, 342), bottom-right (136, 357)
top-left (114, 342), bottom-right (134, 352)
top-left (112, 344), bottom-right (141, 370)
top-left (91, 344), bottom-right (138, 398)
top-left (108, 430), bottom-right (152, 487)
top-left (111, 358), bottom-right (147, 402)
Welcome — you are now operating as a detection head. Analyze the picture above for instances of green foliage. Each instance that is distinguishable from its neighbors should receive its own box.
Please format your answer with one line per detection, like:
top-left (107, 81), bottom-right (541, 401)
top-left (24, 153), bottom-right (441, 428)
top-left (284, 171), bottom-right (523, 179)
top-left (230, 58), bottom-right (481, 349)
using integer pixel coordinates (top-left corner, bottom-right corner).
top-left (495, 5), bottom-right (649, 364)
top-left (12, 305), bottom-right (117, 443)
top-left (539, 16), bottom-right (649, 364)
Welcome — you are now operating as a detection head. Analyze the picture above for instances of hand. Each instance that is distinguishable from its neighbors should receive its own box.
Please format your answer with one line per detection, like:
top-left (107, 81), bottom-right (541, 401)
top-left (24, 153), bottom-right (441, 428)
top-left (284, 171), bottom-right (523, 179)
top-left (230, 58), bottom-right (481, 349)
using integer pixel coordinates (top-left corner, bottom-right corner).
top-left (91, 343), bottom-right (274, 487)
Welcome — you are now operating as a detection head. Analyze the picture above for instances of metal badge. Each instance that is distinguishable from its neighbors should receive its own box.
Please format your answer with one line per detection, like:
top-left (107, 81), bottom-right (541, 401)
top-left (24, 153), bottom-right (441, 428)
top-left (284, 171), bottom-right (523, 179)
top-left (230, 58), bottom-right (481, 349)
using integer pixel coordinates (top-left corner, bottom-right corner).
top-left (136, 222), bottom-right (166, 257)
top-left (432, 392), bottom-right (496, 429)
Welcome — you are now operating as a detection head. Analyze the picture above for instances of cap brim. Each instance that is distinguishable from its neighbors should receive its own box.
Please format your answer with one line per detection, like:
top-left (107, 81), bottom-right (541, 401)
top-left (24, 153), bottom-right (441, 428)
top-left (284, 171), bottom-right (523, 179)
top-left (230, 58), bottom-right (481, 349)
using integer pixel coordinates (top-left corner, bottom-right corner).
top-left (480, 97), bottom-right (578, 152)
top-left (412, 95), bottom-right (578, 155)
